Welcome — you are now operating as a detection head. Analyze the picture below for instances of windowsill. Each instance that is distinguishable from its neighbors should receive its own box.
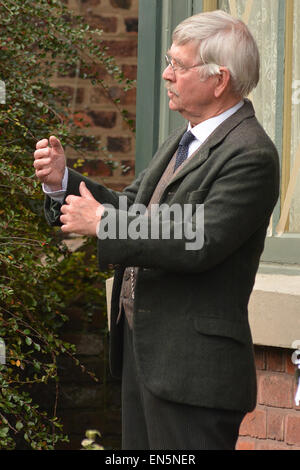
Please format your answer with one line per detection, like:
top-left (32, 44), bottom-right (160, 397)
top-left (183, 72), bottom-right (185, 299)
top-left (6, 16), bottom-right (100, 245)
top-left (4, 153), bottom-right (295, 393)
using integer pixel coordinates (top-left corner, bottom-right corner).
top-left (249, 265), bottom-right (300, 349)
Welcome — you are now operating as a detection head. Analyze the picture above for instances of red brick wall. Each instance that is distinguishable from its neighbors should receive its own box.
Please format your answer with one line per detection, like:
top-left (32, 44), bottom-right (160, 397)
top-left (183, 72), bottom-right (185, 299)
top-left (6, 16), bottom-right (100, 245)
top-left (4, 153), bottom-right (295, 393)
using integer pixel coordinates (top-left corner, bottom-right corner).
top-left (55, 0), bottom-right (138, 192)
top-left (237, 346), bottom-right (300, 450)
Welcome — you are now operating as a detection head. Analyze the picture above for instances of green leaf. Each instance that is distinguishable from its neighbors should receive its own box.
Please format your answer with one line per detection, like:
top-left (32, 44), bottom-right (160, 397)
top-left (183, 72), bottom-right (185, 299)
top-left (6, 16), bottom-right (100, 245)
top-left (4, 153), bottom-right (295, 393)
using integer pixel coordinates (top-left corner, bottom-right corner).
top-left (16, 421), bottom-right (23, 431)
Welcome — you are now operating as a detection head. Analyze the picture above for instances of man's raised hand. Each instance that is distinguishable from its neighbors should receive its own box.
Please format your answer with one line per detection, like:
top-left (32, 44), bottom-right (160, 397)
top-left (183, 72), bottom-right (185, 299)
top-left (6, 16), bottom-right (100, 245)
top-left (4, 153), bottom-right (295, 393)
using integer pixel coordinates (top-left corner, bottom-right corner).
top-left (34, 136), bottom-right (66, 190)
top-left (60, 182), bottom-right (104, 236)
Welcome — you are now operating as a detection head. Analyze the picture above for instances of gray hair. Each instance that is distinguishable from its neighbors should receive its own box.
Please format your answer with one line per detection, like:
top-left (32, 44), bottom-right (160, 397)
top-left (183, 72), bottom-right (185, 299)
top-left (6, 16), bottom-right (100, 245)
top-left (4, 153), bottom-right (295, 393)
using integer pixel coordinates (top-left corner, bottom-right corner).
top-left (172, 10), bottom-right (260, 97)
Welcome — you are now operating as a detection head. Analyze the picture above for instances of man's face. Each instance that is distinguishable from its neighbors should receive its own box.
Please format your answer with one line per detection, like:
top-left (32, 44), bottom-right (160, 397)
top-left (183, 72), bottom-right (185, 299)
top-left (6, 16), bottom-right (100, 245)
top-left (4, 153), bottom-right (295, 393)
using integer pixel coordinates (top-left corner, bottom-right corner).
top-left (162, 41), bottom-right (218, 125)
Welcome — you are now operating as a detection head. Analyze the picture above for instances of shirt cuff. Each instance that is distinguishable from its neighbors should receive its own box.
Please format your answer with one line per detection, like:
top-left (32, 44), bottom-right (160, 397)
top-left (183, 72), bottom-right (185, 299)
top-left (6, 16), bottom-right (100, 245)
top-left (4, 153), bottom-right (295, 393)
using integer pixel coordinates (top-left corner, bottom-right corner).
top-left (42, 167), bottom-right (68, 203)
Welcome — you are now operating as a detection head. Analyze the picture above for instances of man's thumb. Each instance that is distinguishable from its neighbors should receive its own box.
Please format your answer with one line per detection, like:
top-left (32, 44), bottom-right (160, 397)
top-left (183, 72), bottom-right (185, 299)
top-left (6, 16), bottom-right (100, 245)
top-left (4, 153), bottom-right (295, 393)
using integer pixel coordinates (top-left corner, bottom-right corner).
top-left (79, 181), bottom-right (94, 200)
top-left (49, 135), bottom-right (63, 151)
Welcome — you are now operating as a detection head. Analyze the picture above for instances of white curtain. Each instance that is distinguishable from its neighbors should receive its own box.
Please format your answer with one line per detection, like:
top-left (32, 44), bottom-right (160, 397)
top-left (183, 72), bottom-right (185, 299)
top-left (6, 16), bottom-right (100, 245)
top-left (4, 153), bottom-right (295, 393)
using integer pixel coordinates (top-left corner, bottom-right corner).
top-left (219, 0), bottom-right (279, 144)
top-left (290, 2), bottom-right (300, 233)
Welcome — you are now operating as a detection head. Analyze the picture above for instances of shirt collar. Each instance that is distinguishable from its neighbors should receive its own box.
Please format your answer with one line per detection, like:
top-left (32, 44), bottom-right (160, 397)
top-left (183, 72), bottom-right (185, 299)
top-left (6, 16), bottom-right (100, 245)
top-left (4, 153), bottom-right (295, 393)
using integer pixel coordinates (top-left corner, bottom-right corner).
top-left (188, 100), bottom-right (244, 145)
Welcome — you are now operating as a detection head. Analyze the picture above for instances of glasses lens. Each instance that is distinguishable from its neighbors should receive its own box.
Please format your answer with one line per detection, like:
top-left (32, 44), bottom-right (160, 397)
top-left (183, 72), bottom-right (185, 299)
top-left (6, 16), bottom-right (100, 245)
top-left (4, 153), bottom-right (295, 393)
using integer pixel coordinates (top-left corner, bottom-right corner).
top-left (165, 55), bottom-right (174, 73)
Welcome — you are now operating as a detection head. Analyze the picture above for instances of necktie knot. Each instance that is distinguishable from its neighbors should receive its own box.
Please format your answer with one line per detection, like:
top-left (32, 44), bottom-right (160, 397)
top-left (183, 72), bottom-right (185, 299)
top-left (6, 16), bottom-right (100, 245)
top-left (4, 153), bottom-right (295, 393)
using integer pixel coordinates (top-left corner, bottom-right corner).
top-left (174, 131), bottom-right (196, 172)
top-left (179, 130), bottom-right (195, 148)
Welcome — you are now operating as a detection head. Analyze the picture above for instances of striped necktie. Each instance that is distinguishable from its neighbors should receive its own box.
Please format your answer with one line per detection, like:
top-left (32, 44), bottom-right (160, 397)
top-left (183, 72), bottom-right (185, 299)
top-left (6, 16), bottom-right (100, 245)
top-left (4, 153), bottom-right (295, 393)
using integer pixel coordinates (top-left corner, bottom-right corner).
top-left (174, 130), bottom-right (196, 172)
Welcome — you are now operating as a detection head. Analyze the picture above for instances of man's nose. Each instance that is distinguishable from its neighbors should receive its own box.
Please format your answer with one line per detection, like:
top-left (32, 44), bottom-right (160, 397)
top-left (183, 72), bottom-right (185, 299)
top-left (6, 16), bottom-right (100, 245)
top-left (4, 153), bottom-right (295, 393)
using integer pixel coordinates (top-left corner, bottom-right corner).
top-left (162, 64), bottom-right (175, 81)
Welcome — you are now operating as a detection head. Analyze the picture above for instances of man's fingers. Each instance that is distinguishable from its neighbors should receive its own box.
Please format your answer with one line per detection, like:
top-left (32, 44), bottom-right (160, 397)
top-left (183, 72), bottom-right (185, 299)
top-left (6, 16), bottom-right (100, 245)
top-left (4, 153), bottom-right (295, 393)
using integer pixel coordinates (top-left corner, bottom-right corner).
top-left (33, 157), bottom-right (51, 170)
top-left (36, 138), bottom-right (49, 150)
top-left (49, 135), bottom-right (64, 151)
top-left (35, 167), bottom-right (52, 180)
top-left (61, 224), bottom-right (69, 233)
top-left (79, 181), bottom-right (95, 201)
top-left (60, 204), bottom-right (68, 214)
top-left (65, 195), bottom-right (80, 205)
top-left (34, 148), bottom-right (50, 161)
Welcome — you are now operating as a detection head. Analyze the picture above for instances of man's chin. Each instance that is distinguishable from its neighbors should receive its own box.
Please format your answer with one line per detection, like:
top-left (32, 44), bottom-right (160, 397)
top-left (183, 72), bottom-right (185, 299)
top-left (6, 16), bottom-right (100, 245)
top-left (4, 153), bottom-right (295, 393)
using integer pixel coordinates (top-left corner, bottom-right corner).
top-left (168, 97), bottom-right (178, 110)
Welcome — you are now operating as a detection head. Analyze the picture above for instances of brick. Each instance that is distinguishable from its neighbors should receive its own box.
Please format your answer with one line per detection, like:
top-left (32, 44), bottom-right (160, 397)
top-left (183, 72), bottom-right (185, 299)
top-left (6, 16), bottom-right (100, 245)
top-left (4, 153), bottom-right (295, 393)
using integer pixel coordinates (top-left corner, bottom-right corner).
top-left (102, 39), bottom-right (138, 57)
top-left (88, 110), bottom-right (117, 128)
top-left (254, 346), bottom-right (266, 370)
top-left (86, 14), bottom-right (118, 33)
top-left (266, 348), bottom-right (284, 372)
top-left (68, 304), bottom-right (106, 331)
top-left (122, 64), bottom-right (137, 80)
top-left (71, 135), bottom-right (99, 152)
top-left (122, 111), bottom-right (136, 130)
top-left (89, 87), bottom-right (112, 105)
top-left (81, 0), bottom-right (101, 6)
top-left (58, 86), bottom-right (84, 105)
top-left (110, 0), bottom-right (131, 9)
top-left (255, 441), bottom-right (289, 450)
top-left (236, 439), bottom-right (255, 450)
top-left (125, 17), bottom-right (138, 33)
top-left (239, 409), bottom-right (266, 438)
top-left (285, 349), bottom-right (297, 375)
top-left (73, 111), bottom-right (94, 128)
top-left (107, 136), bottom-right (131, 152)
top-left (267, 409), bottom-right (284, 441)
top-left (258, 373), bottom-right (294, 408)
top-left (62, 333), bottom-right (104, 356)
top-left (108, 86), bottom-right (136, 105)
top-left (58, 384), bottom-right (105, 409)
top-left (57, 62), bottom-right (77, 78)
top-left (71, 159), bottom-right (113, 177)
top-left (57, 355), bottom-right (105, 384)
top-left (80, 63), bottom-right (108, 80)
top-left (120, 159), bottom-right (135, 176)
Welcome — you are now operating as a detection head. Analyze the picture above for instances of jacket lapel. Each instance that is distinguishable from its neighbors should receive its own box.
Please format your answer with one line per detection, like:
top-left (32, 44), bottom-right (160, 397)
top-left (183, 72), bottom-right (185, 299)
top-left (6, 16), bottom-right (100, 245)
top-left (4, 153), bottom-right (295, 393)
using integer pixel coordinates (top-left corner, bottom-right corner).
top-left (135, 100), bottom-right (255, 204)
top-left (134, 126), bottom-right (186, 204)
top-left (166, 100), bottom-right (256, 188)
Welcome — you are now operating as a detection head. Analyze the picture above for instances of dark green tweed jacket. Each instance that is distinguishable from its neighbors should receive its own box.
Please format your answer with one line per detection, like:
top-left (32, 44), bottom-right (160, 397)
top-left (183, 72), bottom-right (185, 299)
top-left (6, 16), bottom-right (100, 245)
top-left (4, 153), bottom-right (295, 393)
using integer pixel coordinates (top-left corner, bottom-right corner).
top-left (45, 100), bottom-right (280, 412)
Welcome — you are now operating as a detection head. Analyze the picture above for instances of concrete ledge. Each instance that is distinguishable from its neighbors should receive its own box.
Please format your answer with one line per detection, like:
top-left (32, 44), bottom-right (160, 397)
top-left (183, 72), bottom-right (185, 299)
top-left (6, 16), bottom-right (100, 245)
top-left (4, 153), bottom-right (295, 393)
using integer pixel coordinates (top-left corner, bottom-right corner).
top-left (249, 273), bottom-right (300, 349)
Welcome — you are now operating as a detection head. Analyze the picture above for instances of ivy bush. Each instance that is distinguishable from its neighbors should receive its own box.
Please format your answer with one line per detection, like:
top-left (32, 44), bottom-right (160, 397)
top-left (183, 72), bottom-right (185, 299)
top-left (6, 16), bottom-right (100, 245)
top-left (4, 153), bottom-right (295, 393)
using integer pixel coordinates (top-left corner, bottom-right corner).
top-left (0, 0), bottom-right (134, 449)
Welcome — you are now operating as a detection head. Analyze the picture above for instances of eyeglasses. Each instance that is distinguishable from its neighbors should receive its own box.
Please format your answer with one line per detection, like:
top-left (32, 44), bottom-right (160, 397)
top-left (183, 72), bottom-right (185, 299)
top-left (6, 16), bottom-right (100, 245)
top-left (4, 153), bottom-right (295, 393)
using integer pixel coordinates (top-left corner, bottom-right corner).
top-left (164, 54), bottom-right (204, 75)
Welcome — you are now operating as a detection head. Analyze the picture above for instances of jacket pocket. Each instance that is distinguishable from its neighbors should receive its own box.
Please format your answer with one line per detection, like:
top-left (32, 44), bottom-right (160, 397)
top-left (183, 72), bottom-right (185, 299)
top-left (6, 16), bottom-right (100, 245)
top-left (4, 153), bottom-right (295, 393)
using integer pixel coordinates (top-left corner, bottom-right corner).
top-left (194, 316), bottom-right (250, 345)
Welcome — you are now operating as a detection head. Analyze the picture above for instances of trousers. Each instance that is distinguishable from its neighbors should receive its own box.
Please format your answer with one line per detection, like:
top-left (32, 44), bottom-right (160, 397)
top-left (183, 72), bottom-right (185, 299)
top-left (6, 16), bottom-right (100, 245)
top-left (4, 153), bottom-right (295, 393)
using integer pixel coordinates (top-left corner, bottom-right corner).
top-left (121, 318), bottom-right (245, 450)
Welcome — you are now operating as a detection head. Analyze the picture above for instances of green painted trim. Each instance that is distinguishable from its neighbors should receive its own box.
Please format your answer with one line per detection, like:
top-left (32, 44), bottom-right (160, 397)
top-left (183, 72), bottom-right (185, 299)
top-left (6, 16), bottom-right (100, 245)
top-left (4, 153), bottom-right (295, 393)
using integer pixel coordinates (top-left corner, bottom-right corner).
top-left (158, 0), bottom-right (194, 146)
top-left (135, 0), bottom-right (163, 175)
top-left (136, 0), bottom-right (204, 171)
top-left (271, 0), bottom-right (286, 233)
top-left (192, 0), bottom-right (203, 13)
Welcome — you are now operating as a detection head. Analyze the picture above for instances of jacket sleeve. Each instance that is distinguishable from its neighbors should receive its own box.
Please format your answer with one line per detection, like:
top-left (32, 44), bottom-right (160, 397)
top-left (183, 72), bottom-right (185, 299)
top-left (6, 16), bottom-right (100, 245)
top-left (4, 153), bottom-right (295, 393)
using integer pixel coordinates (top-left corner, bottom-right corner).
top-left (44, 167), bottom-right (147, 226)
top-left (97, 146), bottom-right (280, 273)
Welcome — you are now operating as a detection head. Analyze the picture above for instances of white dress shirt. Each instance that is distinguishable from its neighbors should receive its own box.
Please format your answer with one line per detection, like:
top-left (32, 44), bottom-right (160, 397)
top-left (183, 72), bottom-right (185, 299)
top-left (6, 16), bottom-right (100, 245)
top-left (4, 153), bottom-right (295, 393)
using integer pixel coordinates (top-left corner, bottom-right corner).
top-left (43, 100), bottom-right (244, 202)
top-left (186, 100), bottom-right (244, 158)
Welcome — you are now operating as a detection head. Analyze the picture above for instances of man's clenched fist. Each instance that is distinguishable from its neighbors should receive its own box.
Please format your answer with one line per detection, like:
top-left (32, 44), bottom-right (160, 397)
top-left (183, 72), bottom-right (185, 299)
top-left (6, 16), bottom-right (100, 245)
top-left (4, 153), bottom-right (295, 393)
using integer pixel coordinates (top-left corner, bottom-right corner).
top-left (60, 182), bottom-right (105, 236)
top-left (34, 136), bottom-right (66, 190)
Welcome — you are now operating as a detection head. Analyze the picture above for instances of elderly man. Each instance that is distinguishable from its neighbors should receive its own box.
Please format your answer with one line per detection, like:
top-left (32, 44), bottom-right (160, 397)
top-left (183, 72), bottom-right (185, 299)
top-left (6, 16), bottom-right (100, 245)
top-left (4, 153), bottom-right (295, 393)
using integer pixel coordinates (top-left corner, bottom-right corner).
top-left (34, 10), bottom-right (279, 450)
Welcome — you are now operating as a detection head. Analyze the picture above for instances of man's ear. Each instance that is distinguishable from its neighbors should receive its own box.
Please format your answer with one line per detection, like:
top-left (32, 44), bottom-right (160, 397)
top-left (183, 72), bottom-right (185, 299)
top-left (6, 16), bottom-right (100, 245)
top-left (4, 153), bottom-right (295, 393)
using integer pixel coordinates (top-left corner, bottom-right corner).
top-left (214, 67), bottom-right (231, 98)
